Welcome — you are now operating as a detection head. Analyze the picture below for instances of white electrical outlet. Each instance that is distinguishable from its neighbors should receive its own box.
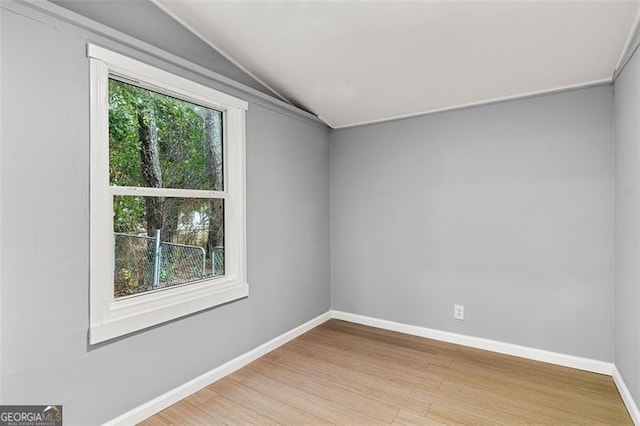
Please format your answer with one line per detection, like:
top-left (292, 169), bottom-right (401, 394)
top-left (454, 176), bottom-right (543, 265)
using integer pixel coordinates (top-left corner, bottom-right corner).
top-left (454, 304), bottom-right (464, 320)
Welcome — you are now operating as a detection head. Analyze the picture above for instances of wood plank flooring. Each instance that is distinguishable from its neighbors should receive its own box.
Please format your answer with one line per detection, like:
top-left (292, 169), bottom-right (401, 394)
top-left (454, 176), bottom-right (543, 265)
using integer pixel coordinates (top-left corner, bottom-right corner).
top-left (140, 320), bottom-right (632, 425)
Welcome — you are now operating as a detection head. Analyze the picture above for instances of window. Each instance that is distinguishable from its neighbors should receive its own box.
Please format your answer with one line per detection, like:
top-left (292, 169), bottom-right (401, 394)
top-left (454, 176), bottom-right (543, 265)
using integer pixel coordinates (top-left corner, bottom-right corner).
top-left (89, 45), bottom-right (248, 344)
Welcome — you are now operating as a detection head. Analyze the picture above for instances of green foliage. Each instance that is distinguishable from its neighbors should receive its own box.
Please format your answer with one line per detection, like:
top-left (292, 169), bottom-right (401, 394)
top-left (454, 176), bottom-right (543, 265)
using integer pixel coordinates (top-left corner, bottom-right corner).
top-left (110, 78), bottom-right (224, 297)
top-left (109, 80), bottom-right (145, 233)
top-left (108, 79), bottom-right (222, 234)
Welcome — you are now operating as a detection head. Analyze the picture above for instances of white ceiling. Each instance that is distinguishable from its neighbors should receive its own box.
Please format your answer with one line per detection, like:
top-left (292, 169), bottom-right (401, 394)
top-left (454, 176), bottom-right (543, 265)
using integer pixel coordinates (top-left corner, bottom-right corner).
top-left (153, 1), bottom-right (640, 129)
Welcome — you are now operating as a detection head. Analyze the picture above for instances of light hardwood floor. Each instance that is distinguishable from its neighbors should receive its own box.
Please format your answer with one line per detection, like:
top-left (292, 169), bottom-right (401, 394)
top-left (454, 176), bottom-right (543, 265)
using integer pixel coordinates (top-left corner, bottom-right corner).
top-left (140, 320), bottom-right (632, 425)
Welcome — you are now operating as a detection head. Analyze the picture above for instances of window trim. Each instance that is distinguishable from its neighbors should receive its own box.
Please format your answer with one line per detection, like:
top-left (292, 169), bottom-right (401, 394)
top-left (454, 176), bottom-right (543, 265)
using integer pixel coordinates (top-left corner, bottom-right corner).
top-left (88, 44), bottom-right (248, 344)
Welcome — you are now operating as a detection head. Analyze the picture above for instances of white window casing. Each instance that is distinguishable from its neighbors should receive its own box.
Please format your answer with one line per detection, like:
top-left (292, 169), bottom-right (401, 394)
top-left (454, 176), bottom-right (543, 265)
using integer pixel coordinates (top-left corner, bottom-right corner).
top-left (88, 44), bottom-right (248, 344)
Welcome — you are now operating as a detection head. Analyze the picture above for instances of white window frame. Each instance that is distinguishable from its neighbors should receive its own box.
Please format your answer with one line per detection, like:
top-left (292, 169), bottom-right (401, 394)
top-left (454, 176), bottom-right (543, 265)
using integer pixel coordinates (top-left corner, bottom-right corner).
top-left (88, 44), bottom-right (248, 344)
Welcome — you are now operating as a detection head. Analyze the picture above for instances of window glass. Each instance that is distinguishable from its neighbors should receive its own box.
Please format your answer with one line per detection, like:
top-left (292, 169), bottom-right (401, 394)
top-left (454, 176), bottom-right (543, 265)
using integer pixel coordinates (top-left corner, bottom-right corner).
top-left (109, 78), bottom-right (226, 299)
top-left (109, 78), bottom-right (224, 191)
top-left (113, 196), bottom-right (225, 298)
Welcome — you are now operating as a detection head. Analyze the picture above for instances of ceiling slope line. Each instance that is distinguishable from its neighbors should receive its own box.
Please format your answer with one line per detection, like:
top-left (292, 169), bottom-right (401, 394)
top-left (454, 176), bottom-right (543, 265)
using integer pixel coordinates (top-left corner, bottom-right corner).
top-left (331, 78), bottom-right (611, 130)
top-left (316, 115), bottom-right (336, 129)
top-left (613, 4), bottom-right (640, 78)
top-left (149, 0), bottom-right (294, 107)
top-left (8, 0), bottom-right (325, 128)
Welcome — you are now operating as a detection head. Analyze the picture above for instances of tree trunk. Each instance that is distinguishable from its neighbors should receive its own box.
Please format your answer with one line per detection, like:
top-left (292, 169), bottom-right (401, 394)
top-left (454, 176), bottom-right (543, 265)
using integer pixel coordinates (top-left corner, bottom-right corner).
top-left (162, 198), bottom-right (181, 243)
top-left (138, 110), bottom-right (163, 237)
top-left (204, 110), bottom-right (224, 257)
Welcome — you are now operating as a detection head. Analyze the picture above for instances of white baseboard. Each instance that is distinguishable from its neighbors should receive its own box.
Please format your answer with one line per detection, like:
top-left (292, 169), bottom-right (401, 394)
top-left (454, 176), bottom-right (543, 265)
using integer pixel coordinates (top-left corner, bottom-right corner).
top-left (106, 309), bottom-right (639, 426)
top-left (613, 365), bottom-right (640, 425)
top-left (104, 311), bottom-right (331, 426)
top-left (337, 309), bottom-right (639, 423)
top-left (330, 310), bottom-right (613, 375)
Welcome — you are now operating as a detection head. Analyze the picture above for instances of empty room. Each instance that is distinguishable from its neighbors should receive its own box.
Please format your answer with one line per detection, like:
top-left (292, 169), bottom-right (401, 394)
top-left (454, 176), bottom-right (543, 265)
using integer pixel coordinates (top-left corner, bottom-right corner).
top-left (2, 0), bottom-right (640, 424)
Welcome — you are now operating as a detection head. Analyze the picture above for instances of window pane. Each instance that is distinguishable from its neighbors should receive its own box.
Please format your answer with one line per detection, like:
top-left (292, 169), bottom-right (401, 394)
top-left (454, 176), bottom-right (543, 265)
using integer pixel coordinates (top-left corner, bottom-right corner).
top-left (109, 78), bottom-right (223, 191)
top-left (113, 196), bottom-right (225, 298)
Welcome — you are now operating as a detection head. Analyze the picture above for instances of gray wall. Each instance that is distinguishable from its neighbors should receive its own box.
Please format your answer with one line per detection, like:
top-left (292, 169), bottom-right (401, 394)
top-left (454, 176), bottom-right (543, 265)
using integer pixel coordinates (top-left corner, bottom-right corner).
top-left (0, 0), bottom-right (629, 423)
top-left (330, 86), bottom-right (615, 361)
top-left (49, 0), bottom-right (274, 96)
top-left (0, 4), bottom-right (329, 424)
top-left (614, 44), bottom-right (640, 407)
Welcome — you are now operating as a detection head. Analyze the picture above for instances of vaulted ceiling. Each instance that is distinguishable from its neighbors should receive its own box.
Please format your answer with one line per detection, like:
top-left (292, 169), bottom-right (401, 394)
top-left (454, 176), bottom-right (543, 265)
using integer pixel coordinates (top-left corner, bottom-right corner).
top-left (153, 1), bottom-right (640, 128)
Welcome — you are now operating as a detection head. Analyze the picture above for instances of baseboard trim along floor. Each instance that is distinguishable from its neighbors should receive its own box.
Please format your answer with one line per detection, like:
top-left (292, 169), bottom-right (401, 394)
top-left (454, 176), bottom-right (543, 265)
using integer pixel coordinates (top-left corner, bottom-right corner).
top-left (613, 365), bottom-right (640, 425)
top-left (104, 311), bottom-right (331, 426)
top-left (105, 310), bottom-right (639, 425)
top-left (330, 311), bottom-right (612, 375)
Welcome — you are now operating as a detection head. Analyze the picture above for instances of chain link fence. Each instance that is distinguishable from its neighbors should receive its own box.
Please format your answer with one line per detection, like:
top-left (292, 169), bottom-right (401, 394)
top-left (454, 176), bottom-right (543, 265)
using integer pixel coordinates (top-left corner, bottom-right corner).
top-left (212, 246), bottom-right (224, 276)
top-left (114, 232), bottom-right (211, 298)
